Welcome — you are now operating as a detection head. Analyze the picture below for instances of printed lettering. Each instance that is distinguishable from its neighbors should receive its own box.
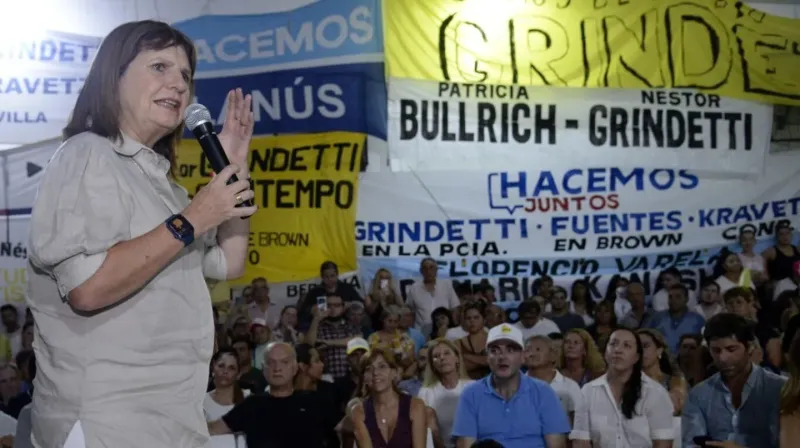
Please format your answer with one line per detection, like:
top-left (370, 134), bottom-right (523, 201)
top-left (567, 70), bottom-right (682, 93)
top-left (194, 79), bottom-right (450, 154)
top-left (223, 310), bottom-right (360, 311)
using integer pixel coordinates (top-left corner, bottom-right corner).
top-left (399, 99), bottom-right (557, 143)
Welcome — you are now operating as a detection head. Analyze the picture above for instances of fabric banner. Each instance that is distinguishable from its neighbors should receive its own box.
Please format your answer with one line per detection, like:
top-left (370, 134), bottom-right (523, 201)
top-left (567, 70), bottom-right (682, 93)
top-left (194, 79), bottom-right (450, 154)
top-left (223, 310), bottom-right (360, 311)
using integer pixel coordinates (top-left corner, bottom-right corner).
top-left (384, 0), bottom-right (800, 106)
top-left (355, 152), bottom-right (800, 302)
top-left (388, 79), bottom-right (772, 174)
top-left (0, 217), bottom-right (30, 314)
top-left (173, 0), bottom-right (383, 75)
top-left (177, 131), bottom-right (364, 285)
top-left (0, 31), bottom-right (101, 145)
top-left (193, 62), bottom-right (386, 139)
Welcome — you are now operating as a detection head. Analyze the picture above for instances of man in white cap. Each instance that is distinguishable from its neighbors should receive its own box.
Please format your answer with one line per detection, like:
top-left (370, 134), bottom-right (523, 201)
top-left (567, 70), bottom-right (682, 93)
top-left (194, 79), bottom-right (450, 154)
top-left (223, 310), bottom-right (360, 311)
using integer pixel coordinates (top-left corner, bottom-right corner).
top-left (336, 337), bottom-right (371, 447)
top-left (346, 337), bottom-right (370, 358)
top-left (452, 324), bottom-right (570, 448)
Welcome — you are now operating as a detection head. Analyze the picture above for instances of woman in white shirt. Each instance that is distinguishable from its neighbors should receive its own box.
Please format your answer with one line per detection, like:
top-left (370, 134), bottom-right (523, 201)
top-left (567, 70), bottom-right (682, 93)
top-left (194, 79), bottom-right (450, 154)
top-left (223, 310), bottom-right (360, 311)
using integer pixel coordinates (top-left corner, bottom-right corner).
top-left (570, 328), bottom-right (674, 448)
top-left (738, 229), bottom-right (767, 282)
top-left (204, 349), bottom-right (249, 448)
top-left (714, 250), bottom-right (755, 295)
top-left (418, 338), bottom-right (473, 448)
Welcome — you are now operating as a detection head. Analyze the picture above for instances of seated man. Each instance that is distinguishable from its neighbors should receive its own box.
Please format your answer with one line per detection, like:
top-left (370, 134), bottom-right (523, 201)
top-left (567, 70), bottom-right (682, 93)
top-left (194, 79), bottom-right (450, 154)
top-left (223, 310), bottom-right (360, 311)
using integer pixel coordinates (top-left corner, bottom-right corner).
top-left (207, 343), bottom-right (336, 448)
top-left (682, 313), bottom-right (785, 448)
top-left (452, 324), bottom-right (569, 448)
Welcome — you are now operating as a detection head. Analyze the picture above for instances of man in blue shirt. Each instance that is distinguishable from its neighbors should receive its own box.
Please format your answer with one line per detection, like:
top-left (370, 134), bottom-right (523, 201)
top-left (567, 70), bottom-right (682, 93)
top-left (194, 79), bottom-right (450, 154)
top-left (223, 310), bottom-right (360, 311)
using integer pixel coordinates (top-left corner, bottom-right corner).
top-left (647, 284), bottom-right (705, 352)
top-left (682, 313), bottom-right (786, 448)
top-left (452, 323), bottom-right (570, 448)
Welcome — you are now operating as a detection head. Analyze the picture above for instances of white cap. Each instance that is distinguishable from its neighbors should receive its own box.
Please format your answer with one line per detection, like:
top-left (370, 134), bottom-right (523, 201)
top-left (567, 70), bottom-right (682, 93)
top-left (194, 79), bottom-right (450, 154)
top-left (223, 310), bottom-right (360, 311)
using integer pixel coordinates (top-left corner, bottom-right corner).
top-left (487, 323), bottom-right (524, 348)
top-left (249, 318), bottom-right (267, 330)
top-left (346, 337), bottom-right (371, 356)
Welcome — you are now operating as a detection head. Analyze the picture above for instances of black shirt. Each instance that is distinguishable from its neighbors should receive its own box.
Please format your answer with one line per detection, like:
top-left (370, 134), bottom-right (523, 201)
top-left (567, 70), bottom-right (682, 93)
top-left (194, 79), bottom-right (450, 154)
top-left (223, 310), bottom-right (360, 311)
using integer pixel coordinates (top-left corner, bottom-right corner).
top-left (222, 391), bottom-right (334, 448)
top-left (238, 367), bottom-right (268, 395)
top-left (332, 374), bottom-right (358, 413)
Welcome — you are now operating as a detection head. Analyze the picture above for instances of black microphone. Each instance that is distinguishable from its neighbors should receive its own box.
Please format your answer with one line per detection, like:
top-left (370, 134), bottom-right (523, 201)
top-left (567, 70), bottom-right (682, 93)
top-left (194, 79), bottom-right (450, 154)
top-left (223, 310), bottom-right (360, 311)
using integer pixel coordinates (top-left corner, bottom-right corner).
top-left (183, 103), bottom-right (254, 209)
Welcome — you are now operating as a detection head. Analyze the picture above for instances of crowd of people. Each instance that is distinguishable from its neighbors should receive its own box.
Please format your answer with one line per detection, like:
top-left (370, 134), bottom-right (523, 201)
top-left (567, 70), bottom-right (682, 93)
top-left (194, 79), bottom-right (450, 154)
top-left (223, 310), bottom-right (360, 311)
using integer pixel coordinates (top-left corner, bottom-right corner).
top-left (203, 223), bottom-right (800, 448)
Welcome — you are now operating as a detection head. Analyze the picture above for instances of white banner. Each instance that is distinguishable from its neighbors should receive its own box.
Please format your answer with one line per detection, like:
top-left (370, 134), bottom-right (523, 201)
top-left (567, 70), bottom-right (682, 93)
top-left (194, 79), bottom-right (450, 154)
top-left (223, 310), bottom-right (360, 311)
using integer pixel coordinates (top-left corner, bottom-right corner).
top-left (357, 155), bottom-right (800, 260)
top-left (0, 31), bottom-right (101, 145)
top-left (387, 79), bottom-right (773, 174)
top-left (355, 152), bottom-right (800, 302)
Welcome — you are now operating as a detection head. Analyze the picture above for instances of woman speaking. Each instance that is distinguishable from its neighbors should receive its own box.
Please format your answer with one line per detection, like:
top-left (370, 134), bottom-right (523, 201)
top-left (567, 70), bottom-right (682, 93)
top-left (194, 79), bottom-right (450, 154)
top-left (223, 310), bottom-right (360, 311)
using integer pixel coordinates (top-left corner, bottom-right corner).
top-left (25, 21), bottom-right (256, 448)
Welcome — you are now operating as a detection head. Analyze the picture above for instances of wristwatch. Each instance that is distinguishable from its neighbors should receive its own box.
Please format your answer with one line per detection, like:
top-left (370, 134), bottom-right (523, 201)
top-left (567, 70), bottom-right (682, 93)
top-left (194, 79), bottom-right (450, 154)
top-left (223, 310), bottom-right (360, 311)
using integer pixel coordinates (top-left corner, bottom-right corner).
top-left (165, 214), bottom-right (195, 246)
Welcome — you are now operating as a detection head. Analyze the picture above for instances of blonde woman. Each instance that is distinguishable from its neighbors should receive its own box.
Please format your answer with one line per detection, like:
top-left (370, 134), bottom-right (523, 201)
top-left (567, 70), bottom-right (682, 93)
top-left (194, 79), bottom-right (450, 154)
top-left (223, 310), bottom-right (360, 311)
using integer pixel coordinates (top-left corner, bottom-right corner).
top-left (419, 339), bottom-right (473, 448)
top-left (559, 329), bottom-right (606, 386)
top-left (365, 269), bottom-right (404, 331)
top-left (368, 306), bottom-right (416, 376)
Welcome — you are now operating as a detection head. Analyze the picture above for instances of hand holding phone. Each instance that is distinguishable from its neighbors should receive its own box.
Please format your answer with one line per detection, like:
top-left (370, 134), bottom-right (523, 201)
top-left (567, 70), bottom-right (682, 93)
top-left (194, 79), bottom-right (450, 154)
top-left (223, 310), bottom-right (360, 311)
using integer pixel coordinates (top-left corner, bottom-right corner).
top-left (316, 296), bottom-right (328, 312)
top-left (692, 436), bottom-right (714, 448)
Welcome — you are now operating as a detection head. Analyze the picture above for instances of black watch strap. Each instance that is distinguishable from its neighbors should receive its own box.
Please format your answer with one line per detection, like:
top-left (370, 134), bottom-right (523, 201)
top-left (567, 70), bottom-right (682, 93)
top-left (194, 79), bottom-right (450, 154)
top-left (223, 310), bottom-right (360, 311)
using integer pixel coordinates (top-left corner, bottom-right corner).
top-left (165, 214), bottom-right (195, 247)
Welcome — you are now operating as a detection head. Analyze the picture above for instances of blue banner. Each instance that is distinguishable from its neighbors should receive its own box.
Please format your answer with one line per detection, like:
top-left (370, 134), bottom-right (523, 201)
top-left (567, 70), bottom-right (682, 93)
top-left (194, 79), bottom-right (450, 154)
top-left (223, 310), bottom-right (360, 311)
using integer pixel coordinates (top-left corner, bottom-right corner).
top-left (192, 63), bottom-right (386, 138)
top-left (173, 0), bottom-right (382, 74)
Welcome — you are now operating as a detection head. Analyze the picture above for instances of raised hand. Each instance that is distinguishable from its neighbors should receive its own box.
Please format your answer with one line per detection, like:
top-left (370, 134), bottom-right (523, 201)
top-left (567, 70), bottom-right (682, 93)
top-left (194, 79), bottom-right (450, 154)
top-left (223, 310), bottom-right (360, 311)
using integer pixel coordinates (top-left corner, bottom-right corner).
top-left (183, 164), bottom-right (256, 235)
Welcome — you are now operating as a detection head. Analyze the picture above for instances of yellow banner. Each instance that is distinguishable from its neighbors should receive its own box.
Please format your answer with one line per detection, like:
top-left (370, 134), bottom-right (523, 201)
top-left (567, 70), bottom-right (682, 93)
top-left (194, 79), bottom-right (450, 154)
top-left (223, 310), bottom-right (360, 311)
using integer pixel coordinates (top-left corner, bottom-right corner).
top-left (177, 132), bottom-right (364, 285)
top-left (384, 0), bottom-right (800, 105)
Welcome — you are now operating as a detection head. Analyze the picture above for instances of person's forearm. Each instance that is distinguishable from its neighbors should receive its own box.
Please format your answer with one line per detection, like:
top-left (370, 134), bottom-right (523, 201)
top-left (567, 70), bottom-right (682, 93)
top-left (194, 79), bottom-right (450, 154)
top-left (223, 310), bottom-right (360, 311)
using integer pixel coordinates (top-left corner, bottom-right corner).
top-left (217, 214), bottom-right (250, 279)
top-left (216, 171), bottom-right (250, 279)
top-left (306, 317), bottom-right (322, 344)
top-left (208, 419), bottom-right (231, 435)
top-left (325, 338), bottom-right (352, 347)
top-left (68, 224), bottom-right (184, 312)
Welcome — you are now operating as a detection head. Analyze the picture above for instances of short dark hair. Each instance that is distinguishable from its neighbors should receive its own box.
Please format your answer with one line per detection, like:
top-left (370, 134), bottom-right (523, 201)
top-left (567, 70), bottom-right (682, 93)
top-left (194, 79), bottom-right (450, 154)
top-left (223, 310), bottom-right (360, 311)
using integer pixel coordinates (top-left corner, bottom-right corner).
top-left (700, 279), bottom-right (720, 291)
top-left (517, 301), bottom-right (541, 316)
top-left (295, 343), bottom-right (316, 365)
top-left (64, 21), bottom-right (196, 175)
top-left (454, 281), bottom-right (473, 297)
top-left (320, 261), bottom-right (338, 275)
top-left (668, 283), bottom-right (688, 297)
top-left (723, 287), bottom-right (755, 304)
top-left (0, 305), bottom-right (17, 315)
top-left (461, 301), bottom-right (485, 318)
top-left (679, 334), bottom-right (702, 347)
top-left (661, 267), bottom-right (681, 278)
top-left (230, 336), bottom-right (253, 351)
top-left (325, 293), bottom-right (343, 302)
top-left (703, 313), bottom-right (755, 345)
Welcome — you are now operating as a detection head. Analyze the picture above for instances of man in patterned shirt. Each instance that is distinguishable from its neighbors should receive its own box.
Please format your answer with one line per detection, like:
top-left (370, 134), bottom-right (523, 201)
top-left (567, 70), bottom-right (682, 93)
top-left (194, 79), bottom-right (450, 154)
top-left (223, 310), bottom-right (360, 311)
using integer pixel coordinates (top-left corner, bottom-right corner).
top-left (308, 294), bottom-right (362, 379)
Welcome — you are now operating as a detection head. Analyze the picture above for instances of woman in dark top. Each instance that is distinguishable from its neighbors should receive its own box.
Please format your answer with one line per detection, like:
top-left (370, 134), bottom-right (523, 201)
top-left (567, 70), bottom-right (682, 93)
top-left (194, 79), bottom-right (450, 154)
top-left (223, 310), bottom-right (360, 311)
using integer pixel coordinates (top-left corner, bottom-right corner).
top-left (351, 348), bottom-right (427, 448)
top-left (430, 307), bottom-right (456, 341)
top-left (294, 343), bottom-right (340, 448)
top-left (586, 300), bottom-right (618, 343)
top-left (764, 223), bottom-right (800, 281)
top-left (457, 302), bottom-right (490, 380)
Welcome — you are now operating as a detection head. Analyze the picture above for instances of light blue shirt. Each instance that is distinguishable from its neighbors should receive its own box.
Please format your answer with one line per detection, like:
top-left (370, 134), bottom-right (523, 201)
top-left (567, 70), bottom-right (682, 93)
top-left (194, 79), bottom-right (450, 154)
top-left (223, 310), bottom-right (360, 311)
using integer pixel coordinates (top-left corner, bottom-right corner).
top-left (646, 310), bottom-right (705, 352)
top-left (406, 327), bottom-right (426, 354)
top-left (398, 378), bottom-right (422, 397)
top-left (682, 363), bottom-right (785, 448)
top-left (453, 373), bottom-right (570, 448)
